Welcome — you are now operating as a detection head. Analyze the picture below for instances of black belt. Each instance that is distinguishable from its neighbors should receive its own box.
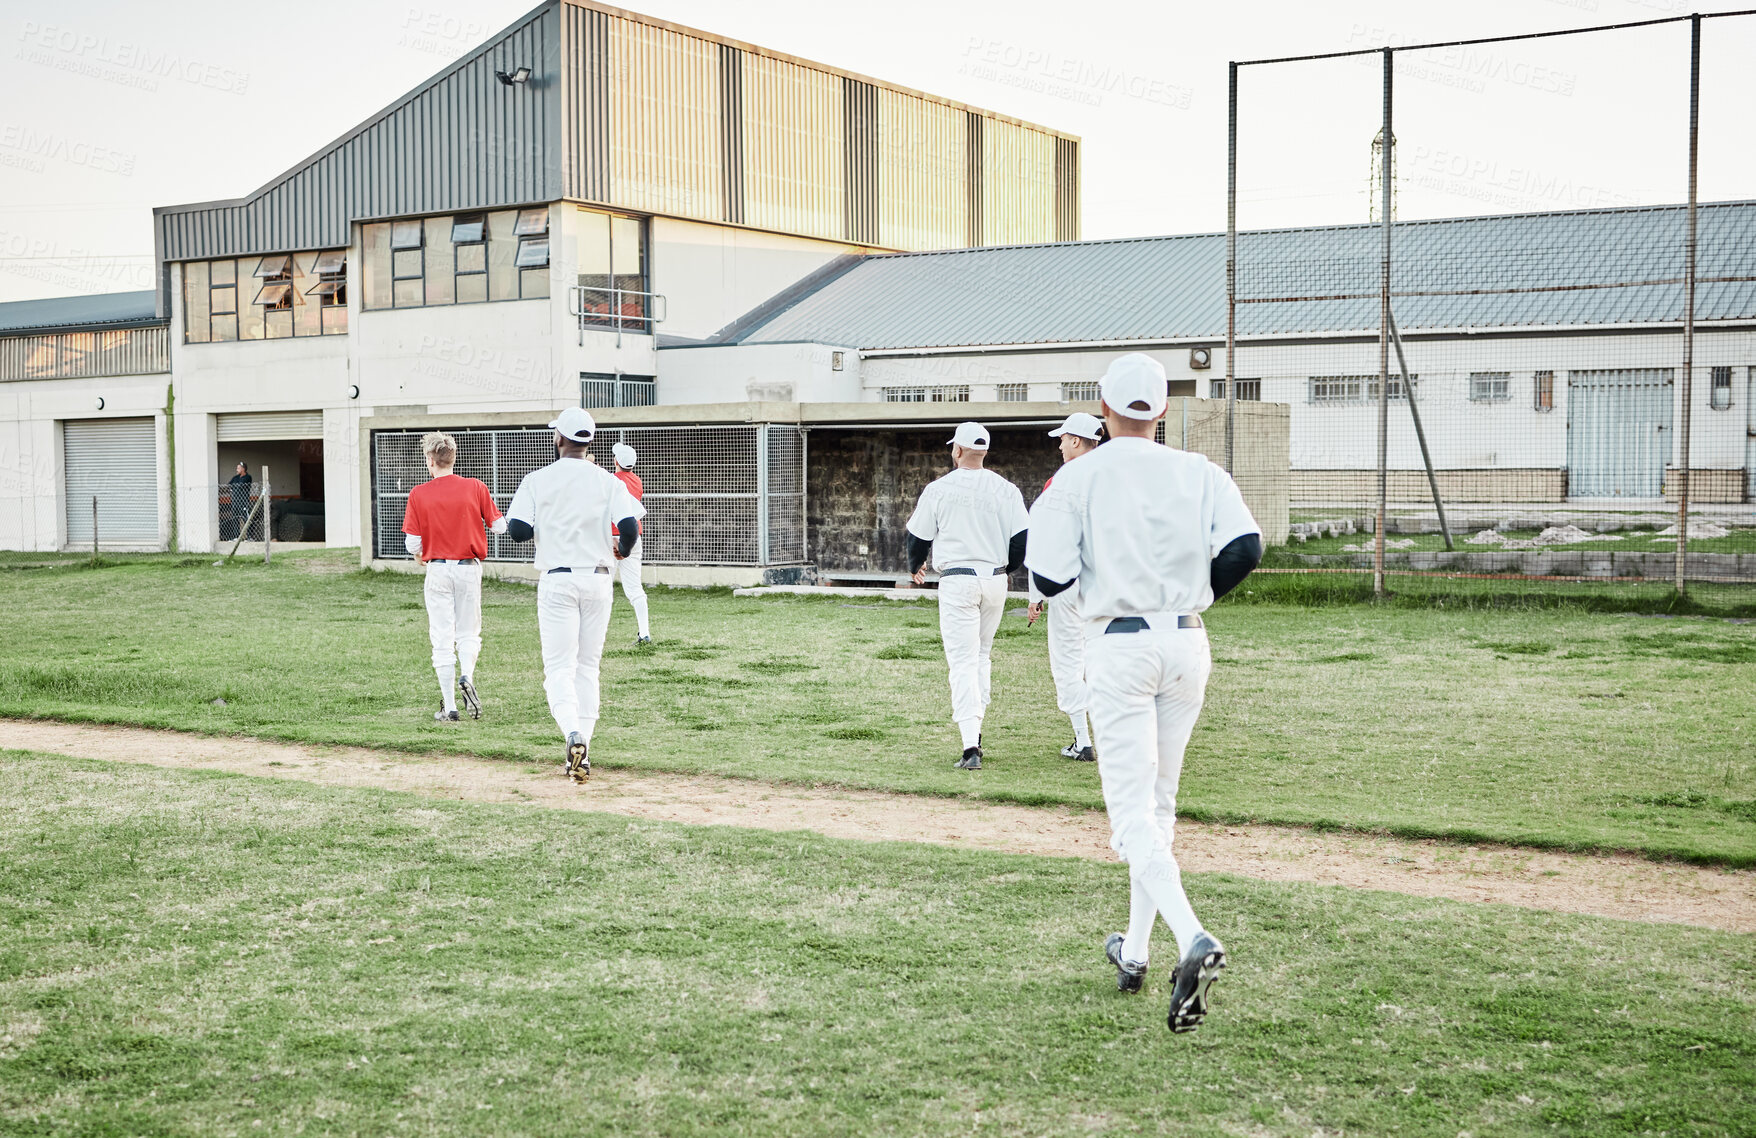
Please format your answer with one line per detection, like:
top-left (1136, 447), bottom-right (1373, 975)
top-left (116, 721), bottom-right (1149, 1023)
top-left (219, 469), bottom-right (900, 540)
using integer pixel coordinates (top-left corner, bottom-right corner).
top-left (940, 567), bottom-right (1008, 577)
top-left (1105, 615), bottom-right (1203, 633)
top-left (548, 566), bottom-right (612, 575)
top-left (429, 558), bottom-right (478, 564)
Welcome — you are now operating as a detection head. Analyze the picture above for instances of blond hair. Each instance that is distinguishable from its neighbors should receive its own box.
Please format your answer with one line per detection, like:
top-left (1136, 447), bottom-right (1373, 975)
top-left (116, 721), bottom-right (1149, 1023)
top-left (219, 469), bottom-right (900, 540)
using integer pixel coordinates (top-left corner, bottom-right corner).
top-left (421, 431), bottom-right (457, 469)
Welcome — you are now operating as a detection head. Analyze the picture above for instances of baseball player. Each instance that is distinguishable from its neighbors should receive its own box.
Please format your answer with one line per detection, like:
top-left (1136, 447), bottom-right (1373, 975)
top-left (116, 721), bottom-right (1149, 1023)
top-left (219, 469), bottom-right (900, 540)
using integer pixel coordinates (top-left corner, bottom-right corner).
top-left (1026, 354), bottom-right (1262, 1034)
top-left (906, 421), bottom-right (1030, 771)
top-left (610, 442), bottom-right (653, 645)
top-left (1026, 411), bottom-right (1106, 762)
top-left (504, 408), bottom-right (645, 782)
top-left (401, 431), bottom-right (507, 721)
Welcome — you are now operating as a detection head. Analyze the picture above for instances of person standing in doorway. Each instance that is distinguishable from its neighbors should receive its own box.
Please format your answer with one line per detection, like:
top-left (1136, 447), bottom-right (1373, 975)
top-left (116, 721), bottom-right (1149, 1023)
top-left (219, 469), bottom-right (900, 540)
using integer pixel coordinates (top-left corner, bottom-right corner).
top-left (1026, 353), bottom-right (1262, 1035)
top-left (224, 462), bottom-right (253, 540)
top-left (402, 432), bottom-right (506, 722)
top-left (610, 442), bottom-right (652, 645)
top-left (505, 408), bottom-right (645, 782)
top-left (1026, 411), bottom-right (1106, 763)
top-left (906, 421), bottom-right (1030, 771)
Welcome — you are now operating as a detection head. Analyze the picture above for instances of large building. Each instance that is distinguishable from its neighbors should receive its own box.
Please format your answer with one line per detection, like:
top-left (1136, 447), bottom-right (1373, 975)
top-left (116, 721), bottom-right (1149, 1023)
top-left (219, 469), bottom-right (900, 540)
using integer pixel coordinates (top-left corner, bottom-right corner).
top-left (0, 0), bottom-right (1078, 555)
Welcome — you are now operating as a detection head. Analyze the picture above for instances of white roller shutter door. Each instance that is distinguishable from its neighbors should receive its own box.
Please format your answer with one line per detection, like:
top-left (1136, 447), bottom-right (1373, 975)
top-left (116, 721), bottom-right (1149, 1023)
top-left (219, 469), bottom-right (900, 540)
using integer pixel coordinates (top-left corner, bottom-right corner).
top-left (215, 410), bottom-right (324, 441)
top-left (64, 418), bottom-right (159, 545)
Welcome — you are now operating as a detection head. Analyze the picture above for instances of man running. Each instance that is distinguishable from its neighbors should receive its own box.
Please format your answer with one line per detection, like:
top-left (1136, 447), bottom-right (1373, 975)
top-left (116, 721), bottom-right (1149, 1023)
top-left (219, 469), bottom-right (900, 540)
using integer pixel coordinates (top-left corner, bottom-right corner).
top-left (401, 431), bottom-right (506, 722)
top-left (505, 408), bottom-right (644, 782)
top-left (1026, 411), bottom-right (1105, 762)
top-left (1026, 354), bottom-right (1262, 1034)
top-left (906, 421), bottom-right (1030, 771)
top-left (610, 441), bottom-right (652, 645)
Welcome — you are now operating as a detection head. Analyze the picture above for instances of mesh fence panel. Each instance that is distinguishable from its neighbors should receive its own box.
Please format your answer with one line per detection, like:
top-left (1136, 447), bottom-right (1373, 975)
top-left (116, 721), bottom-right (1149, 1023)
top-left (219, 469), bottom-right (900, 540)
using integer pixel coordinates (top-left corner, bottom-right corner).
top-left (371, 425), bottom-right (807, 566)
top-left (1229, 16), bottom-right (1756, 602)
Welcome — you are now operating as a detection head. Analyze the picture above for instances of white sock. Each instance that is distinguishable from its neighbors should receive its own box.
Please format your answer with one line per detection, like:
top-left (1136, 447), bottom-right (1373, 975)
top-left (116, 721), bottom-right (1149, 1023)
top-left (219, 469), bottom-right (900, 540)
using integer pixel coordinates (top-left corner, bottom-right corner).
top-left (435, 665), bottom-right (456, 712)
top-left (1121, 876), bottom-right (1156, 964)
top-left (957, 718), bottom-right (982, 750)
top-left (1070, 713), bottom-right (1091, 750)
top-left (575, 718), bottom-right (597, 744)
top-left (1137, 861), bottom-right (1204, 961)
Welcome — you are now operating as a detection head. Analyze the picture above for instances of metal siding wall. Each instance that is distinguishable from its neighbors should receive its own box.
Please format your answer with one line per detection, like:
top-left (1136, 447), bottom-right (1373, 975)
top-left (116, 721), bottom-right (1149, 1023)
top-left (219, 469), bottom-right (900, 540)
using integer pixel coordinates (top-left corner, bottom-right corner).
top-left (215, 411), bottom-right (326, 441)
top-left (965, 112), bottom-right (983, 247)
top-left (63, 418), bottom-right (158, 544)
top-left (608, 17), bottom-right (722, 221)
top-left (563, 2), bottom-right (610, 201)
top-left (842, 78), bottom-right (879, 245)
top-left (157, 5), bottom-right (562, 262)
top-left (981, 118), bottom-right (1058, 247)
top-left (741, 53), bottom-right (844, 242)
top-left (1055, 137), bottom-right (1079, 241)
top-left (0, 326), bottom-right (168, 381)
top-left (877, 90), bottom-right (965, 251)
top-left (719, 44), bottom-right (745, 224)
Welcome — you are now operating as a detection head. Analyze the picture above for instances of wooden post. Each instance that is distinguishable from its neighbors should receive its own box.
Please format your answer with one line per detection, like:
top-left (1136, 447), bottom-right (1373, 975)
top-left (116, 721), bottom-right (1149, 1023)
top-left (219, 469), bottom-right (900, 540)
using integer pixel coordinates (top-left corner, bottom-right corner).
top-left (262, 466), bottom-right (272, 566)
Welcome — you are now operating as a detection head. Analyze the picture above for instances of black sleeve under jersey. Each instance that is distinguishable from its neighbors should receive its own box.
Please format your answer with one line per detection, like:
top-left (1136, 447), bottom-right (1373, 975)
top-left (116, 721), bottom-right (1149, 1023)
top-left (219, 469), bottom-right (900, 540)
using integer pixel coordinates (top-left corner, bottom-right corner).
top-left (616, 517), bottom-right (639, 559)
top-left (506, 518), bottom-right (535, 543)
top-left (906, 533), bottom-right (932, 574)
top-left (1005, 530), bottom-right (1028, 575)
top-left (1032, 572), bottom-right (1074, 598)
top-left (1210, 533), bottom-right (1263, 601)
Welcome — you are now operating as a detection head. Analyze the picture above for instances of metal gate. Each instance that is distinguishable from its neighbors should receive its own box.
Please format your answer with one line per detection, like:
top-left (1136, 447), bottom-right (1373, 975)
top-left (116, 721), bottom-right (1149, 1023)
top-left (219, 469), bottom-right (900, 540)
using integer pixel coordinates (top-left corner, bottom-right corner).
top-left (1566, 369), bottom-right (1673, 498)
top-left (370, 424), bottom-right (807, 566)
top-left (64, 417), bottom-right (158, 546)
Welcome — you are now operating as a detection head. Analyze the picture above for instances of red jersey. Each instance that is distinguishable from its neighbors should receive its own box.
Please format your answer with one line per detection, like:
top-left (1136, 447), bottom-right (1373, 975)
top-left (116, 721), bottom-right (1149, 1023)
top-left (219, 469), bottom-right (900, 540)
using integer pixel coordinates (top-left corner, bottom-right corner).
top-left (615, 469), bottom-right (643, 535)
top-left (403, 474), bottom-right (501, 561)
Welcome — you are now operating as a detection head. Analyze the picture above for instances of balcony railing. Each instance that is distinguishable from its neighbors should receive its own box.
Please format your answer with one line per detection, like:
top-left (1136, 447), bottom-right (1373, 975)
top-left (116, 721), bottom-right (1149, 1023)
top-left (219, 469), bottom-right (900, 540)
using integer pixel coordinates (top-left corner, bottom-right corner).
top-left (568, 285), bottom-right (667, 345)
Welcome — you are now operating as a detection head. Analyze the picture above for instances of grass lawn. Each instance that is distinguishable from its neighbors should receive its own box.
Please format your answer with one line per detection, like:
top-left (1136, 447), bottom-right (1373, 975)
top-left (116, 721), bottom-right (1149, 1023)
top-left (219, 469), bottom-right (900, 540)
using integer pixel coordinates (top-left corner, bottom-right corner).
top-left (2, 752), bottom-right (1752, 1138)
top-left (1, 551), bottom-right (1753, 864)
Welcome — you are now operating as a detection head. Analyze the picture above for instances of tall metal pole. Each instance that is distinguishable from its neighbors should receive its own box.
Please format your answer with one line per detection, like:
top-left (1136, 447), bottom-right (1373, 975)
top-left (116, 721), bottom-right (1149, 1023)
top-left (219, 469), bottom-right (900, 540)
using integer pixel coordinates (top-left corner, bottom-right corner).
top-left (91, 495), bottom-right (99, 565)
top-left (1374, 48), bottom-right (1394, 598)
top-left (262, 465), bottom-right (272, 567)
top-left (1675, 14), bottom-right (1700, 595)
top-left (1225, 61), bottom-right (1238, 473)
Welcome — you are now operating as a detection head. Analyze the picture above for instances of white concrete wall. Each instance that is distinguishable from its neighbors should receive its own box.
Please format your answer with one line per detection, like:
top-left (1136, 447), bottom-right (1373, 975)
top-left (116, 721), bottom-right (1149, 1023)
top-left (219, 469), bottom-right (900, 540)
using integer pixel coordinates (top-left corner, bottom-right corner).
top-left (0, 373), bottom-right (170, 551)
top-left (657, 342), bottom-right (861, 405)
top-left (648, 216), bottom-right (865, 342)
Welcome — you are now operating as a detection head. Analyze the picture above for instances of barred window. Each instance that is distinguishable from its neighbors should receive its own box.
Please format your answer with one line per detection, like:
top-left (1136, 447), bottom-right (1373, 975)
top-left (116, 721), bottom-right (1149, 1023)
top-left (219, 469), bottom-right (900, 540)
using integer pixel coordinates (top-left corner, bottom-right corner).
top-left (1212, 378), bottom-right (1261, 401)
top-left (1710, 366), bottom-right (1733, 411)
top-left (1309, 374), bottom-right (1410, 403)
top-left (1534, 370), bottom-right (1554, 412)
top-left (995, 383), bottom-right (1028, 402)
top-left (882, 386), bottom-right (969, 403)
top-left (1469, 372), bottom-right (1512, 403)
top-left (1060, 381), bottom-right (1100, 402)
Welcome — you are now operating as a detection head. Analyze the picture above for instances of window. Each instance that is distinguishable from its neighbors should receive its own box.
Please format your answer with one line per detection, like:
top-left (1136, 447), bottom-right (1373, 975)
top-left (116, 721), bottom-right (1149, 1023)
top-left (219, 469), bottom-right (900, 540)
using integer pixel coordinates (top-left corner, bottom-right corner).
top-left (1469, 372), bottom-right (1511, 402)
top-left (1308, 375), bottom-right (1411, 403)
top-left (882, 386), bottom-right (968, 403)
top-left (514, 208), bottom-right (551, 299)
top-left (996, 383), bottom-right (1028, 402)
top-left (581, 373), bottom-right (656, 409)
top-left (1710, 366), bottom-right (1733, 411)
top-left (1061, 381), bottom-right (1100, 402)
top-left (1212, 378), bottom-right (1261, 401)
top-left (389, 221), bottom-right (425, 308)
top-left (450, 214), bottom-right (486, 244)
top-left (209, 259), bottom-right (238, 342)
top-left (363, 211), bottom-right (553, 310)
top-left (576, 207), bottom-right (648, 330)
top-left (1534, 370), bottom-right (1554, 412)
top-left (303, 250), bottom-right (348, 336)
top-left (450, 213), bottom-right (488, 304)
top-left (183, 252), bottom-right (348, 342)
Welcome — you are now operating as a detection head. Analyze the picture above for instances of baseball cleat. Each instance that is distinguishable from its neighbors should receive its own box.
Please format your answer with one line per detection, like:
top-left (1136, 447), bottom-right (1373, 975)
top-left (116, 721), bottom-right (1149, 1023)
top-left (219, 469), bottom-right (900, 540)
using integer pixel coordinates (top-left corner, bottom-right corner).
top-left (1071, 745), bottom-right (1096, 763)
top-left (635, 635), bottom-right (653, 647)
top-left (434, 709), bottom-right (460, 722)
top-left (1060, 740), bottom-right (1083, 758)
top-left (1105, 933), bottom-right (1148, 994)
top-left (955, 746), bottom-right (982, 770)
top-left (458, 675), bottom-right (482, 720)
top-left (1167, 931), bottom-right (1227, 1034)
top-left (565, 732), bottom-right (590, 783)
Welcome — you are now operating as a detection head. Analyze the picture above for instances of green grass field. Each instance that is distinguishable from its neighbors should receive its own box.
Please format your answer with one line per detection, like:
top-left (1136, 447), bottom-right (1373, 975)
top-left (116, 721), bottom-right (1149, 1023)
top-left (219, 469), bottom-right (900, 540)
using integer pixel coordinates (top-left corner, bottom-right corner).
top-left (2, 752), bottom-right (1751, 1137)
top-left (1284, 528), bottom-right (1756, 557)
top-left (1, 551), bottom-right (1753, 864)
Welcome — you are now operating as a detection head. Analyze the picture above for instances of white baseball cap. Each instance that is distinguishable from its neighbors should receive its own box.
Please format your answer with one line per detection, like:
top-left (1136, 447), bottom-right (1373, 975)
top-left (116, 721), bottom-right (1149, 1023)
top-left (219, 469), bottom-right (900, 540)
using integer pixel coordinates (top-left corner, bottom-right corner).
top-left (548, 407), bottom-right (597, 442)
top-left (612, 442), bottom-right (638, 469)
top-left (1048, 411), bottom-right (1104, 441)
top-left (947, 421), bottom-right (991, 451)
top-left (1099, 353), bottom-right (1169, 420)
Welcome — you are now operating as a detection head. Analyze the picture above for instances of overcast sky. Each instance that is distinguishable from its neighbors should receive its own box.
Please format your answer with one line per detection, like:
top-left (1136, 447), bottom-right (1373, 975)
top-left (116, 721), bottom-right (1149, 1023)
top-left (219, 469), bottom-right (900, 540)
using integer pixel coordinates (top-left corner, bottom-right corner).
top-left (2, 0), bottom-right (1753, 302)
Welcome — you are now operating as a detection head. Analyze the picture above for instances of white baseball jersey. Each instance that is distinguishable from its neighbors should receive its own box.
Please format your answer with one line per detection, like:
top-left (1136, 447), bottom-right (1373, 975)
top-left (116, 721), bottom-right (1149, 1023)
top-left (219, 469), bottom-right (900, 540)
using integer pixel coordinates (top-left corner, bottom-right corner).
top-left (507, 457), bottom-right (645, 573)
top-left (1025, 437), bottom-right (1259, 620)
top-left (906, 468), bottom-right (1030, 573)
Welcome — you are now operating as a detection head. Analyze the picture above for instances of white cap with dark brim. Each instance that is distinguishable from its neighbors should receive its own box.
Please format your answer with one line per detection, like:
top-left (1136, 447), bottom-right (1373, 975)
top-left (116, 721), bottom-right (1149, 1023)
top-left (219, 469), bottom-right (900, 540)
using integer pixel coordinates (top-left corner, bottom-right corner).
top-left (548, 407), bottom-right (597, 443)
top-left (947, 421), bottom-right (991, 451)
top-left (1048, 411), bottom-right (1104, 441)
top-left (1099, 353), bottom-right (1169, 420)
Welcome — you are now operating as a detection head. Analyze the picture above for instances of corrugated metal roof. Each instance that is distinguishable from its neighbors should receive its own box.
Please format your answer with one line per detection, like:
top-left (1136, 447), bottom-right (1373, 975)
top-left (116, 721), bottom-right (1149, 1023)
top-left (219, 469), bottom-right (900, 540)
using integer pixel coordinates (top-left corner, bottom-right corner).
top-left (0, 291), bottom-right (163, 336)
top-left (729, 201), bottom-right (1756, 350)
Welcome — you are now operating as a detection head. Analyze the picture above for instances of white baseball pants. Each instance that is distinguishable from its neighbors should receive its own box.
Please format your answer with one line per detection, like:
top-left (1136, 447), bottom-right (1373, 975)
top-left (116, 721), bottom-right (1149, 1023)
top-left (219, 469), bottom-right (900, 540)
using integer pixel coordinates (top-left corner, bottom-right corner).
top-left (1086, 621), bottom-right (1212, 965)
top-left (424, 560), bottom-right (484, 676)
top-left (938, 573), bottom-right (1009, 748)
top-left (536, 569), bottom-right (615, 742)
top-left (1045, 590), bottom-right (1089, 720)
top-left (617, 537), bottom-right (651, 639)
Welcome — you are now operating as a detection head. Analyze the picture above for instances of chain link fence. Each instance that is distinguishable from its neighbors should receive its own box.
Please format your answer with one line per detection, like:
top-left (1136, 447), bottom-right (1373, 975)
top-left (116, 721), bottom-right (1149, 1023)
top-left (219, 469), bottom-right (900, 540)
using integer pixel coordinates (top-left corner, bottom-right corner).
top-left (1226, 13), bottom-right (1756, 605)
top-left (370, 424), bottom-right (807, 567)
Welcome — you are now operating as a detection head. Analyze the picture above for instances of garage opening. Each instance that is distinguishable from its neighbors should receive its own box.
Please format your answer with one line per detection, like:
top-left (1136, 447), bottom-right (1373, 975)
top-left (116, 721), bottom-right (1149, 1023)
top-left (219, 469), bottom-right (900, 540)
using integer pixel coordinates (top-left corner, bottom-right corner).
top-left (64, 417), bottom-right (160, 549)
top-left (215, 411), bottom-right (326, 543)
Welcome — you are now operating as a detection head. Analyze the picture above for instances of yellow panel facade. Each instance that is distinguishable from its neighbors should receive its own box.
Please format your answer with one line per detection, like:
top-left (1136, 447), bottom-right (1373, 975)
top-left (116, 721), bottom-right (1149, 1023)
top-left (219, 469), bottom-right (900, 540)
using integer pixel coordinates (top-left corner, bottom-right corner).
top-left (982, 119), bottom-right (1059, 247)
top-left (877, 89), bottom-right (966, 251)
top-left (741, 53), bottom-right (844, 242)
top-left (608, 16), bottom-right (722, 222)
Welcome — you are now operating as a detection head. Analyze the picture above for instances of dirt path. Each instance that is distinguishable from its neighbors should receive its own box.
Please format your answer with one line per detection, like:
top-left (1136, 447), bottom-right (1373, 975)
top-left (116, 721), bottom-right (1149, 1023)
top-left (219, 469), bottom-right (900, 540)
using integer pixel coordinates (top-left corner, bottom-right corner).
top-left (4, 718), bottom-right (1752, 935)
